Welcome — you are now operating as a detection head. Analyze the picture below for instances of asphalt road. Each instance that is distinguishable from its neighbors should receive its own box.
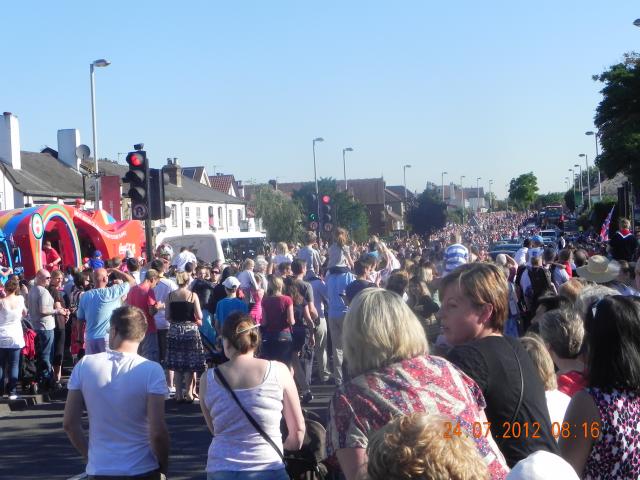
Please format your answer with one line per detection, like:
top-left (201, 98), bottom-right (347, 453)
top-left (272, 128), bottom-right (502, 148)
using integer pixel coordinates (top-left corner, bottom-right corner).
top-left (0, 385), bottom-right (335, 480)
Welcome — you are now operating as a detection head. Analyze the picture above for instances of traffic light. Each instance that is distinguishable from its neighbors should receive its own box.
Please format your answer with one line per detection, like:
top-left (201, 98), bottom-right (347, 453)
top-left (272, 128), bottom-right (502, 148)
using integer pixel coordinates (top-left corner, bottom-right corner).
top-left (321, 195), bottom-right (332, 224)
top-left (149, 168), bottom-right (170, 220)
top-left (124, 150), bottom-right (149, 220)
top-left (308, 193), bottom-right (319, 223)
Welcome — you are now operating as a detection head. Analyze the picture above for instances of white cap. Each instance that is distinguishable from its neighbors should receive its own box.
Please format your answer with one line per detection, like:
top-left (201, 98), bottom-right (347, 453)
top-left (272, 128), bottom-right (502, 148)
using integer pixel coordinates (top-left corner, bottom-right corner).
top-left (507, 451), bottom-right (579, 480)
top-left (222, 276), bottom-right (241, 289)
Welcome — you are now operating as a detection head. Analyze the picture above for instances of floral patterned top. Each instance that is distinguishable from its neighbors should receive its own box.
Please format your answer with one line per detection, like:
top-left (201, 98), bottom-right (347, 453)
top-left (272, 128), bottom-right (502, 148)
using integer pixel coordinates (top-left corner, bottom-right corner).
top-left (326, 354), bottom-right (509, 479)
top-left (584, 388), bottom-right (640, 479)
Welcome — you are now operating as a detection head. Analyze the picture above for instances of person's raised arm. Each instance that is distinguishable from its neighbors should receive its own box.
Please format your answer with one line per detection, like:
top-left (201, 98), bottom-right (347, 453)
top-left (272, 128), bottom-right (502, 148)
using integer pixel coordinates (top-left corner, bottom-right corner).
top-left (277, 362), bottom-right (305, 451)
top-left (108, 268), bottom-right (135, 286)
top-left (63, 390), bottom-right (88, 462)
top-left (147, 393), bottom-right (170, 474)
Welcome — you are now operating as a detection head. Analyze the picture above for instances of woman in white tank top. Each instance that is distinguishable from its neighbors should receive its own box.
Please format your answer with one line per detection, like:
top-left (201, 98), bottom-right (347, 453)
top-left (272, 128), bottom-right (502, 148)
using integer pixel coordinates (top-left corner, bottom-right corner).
top-left (200, 313), bottom-right (305, 480)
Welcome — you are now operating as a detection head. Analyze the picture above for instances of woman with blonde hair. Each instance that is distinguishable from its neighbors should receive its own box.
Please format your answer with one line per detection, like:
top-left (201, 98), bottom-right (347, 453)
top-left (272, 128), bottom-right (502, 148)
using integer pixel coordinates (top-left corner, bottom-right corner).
top-left (200, 313), bottom-right (305, 480)
top-left (271, 242), bottom-right (293, 270)
top-left (260, 275), bottom-right (295, 365)
top-left (327, 227), bottom-right (354, 271)
top-left (520, 334), bottom-right (571, 428)
top-left (326, 288), bottom-right (508, 480)
top-left (367, 413), bottom-right (489, 480)
top-left (439, 263), bottom-right (558, 466)
top-left (166, 271), bottom-right (206, 402)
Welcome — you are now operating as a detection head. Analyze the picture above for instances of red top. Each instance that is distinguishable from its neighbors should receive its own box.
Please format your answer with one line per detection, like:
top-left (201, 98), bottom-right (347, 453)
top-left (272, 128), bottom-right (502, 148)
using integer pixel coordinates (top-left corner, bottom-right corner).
top-left (261, 295), bottom-right (293, 333)
top-left (44, 248), bottom-right (61, 272)
top-left (126, 283), bottom-right (158, 333)
top-left (557, 370), bottom-right (587, 397)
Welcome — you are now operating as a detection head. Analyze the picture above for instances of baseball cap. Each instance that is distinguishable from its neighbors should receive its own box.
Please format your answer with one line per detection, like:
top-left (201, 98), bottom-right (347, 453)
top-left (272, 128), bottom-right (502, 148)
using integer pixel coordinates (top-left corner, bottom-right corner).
top-left (222, 276), bottom-right (241, 289)
top-left (531, 235), bottom-right (544, 244)
top-left (94, 250), bottom-right (102, 258)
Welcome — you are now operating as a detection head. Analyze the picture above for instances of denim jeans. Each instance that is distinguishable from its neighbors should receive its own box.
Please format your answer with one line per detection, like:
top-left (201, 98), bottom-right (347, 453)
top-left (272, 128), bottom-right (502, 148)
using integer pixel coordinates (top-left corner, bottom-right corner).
top-left (0, 347), bottom-right (21, 395)
top-left (261, 331), bottom-right (293, 367)
top-left (36, 329), bottom-right (54, 382)
top-left (138, 331), bottom-right (159, 363)
top-left (207, 469), bottom-right (289, 480)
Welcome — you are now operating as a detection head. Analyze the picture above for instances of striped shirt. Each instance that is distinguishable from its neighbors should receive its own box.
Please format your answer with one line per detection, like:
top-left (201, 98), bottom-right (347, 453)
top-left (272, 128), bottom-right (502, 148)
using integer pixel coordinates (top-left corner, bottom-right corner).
top-left (444, 243), bottom-right (469, 274)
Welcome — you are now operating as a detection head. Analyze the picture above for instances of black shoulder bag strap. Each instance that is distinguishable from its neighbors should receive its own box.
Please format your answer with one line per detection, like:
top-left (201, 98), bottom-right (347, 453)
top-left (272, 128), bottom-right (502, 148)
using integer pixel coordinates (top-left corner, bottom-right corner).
top-left (213, 367), bottom-right (285, 461)
top-left (500, 336), bottom-right (524, 444)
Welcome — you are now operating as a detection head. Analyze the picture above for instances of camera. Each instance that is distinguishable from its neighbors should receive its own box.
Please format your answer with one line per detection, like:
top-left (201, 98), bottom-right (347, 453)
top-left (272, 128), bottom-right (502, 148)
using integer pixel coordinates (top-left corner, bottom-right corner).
top-left (134, 143), bottom-right (144, 151)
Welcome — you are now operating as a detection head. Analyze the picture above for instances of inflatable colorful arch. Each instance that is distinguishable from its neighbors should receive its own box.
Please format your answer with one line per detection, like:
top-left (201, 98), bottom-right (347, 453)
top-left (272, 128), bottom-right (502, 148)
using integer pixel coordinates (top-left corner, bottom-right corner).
top-left (0, 205), bottom-right (144, 279)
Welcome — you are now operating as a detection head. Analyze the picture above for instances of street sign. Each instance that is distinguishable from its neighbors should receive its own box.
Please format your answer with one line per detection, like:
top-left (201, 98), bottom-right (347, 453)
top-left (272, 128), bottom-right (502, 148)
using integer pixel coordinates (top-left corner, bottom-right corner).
top-left (132, 203), bottom-right (148, 220)
top-left (310, 221), bottom-right (319, 231)
top-left (324, 222), bottom-right (333, 232)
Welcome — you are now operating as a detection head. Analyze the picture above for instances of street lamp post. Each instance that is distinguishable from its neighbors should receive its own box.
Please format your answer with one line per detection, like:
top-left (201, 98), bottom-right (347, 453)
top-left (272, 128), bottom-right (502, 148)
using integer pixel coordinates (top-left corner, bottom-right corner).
top-left (565, 177), bottom-right (570, 190)
top-left (460, 175), bottom-right (466, 223)
top-left (569, 168), bottom-right (576, 210)
top-left (441, 171), bottom-right (448, 203)
top-left (579, 153), bottom-right (591, 208)
top-left (476, 177), bottom-right (482, 213)
top-left (342, 147), bottom-right (353, 192)
top-left (585, 131), bottom-right (602, 200)
top-left (90, 58), bottom-right (111, 209)
top-left (574, 163), bottom-right (584, 207)
top-left (489, 179), bottom-right (493, 211)
top-left (403, 164), bottom-right (412, 201)
top-left (312, 137), bottom-right (324, 237)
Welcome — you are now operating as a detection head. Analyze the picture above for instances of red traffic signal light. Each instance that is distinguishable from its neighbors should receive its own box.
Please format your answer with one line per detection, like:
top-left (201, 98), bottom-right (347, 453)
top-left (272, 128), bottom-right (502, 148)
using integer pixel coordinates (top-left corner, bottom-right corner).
top-left (127, 152), bottom-right (144, 167)
top-left (321, 195), bottom-right (331, 204)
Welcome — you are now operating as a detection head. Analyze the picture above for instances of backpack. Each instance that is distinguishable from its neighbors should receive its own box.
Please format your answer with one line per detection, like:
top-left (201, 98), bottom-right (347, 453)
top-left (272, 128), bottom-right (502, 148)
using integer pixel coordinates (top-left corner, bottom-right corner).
top-left (525, 266), bottom-right (556, 311)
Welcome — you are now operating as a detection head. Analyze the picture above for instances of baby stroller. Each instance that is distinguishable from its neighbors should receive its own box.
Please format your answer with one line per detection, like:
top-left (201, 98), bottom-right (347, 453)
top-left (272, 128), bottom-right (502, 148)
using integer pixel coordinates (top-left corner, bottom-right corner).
top-left (20, 319), bottom-right (39, 395)
top-left (282, 409), bottom-right (328, 480)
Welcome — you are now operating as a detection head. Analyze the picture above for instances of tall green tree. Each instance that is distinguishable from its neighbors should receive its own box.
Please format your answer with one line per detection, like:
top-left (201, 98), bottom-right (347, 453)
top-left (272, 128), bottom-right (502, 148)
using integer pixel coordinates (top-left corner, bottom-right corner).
top-left (508, 172), bottom-right (539, 210)
top-left (564, 189), bottom-right (576, 212)
top-left (406, 188), bottom-right (447, 237)
top-left (593, 53), bottom-right (640, 185)
top-left (252, 186), bottom-right (303, 243)
top-left (291, 178), bottom-right (369, 243)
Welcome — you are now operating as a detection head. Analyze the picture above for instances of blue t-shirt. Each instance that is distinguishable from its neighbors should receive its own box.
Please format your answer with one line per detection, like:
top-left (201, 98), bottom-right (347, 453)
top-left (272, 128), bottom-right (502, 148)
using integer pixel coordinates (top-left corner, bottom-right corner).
top-left (77, 283), bottom-right (130, 340)
top-left (214, 297), bottom-right (248, 328)
top-left (326, 272), bottom-right (356, 318)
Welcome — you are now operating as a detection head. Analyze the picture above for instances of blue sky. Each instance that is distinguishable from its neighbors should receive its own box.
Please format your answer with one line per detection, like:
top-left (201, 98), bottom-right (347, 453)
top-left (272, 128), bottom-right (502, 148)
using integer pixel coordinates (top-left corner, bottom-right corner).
top-left (1, 1), bottom-right (638, 197)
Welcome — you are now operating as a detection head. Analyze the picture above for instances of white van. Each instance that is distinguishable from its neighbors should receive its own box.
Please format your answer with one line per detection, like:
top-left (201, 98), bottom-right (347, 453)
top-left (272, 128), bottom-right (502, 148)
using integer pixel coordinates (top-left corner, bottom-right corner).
top-left (160, 232), bottom-right (267, 265)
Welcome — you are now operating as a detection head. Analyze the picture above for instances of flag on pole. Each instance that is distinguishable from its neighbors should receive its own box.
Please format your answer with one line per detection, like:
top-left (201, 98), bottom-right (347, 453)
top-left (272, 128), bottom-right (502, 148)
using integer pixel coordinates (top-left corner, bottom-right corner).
top-left (599, 206), bottom-right (615, 242)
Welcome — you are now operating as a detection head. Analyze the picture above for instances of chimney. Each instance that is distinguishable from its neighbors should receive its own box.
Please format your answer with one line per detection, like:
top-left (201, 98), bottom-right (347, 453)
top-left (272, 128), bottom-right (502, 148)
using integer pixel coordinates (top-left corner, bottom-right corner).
top-left (0, 112), bottom-right (21, 170)
top-left (163, 157), bottom-right (182, 187)
top-left (449, 182), bottom-right (455, 201)
top-left (236, 180), bottom-right (245, 198)
top-left (57, 129), bottom-right (81, 171)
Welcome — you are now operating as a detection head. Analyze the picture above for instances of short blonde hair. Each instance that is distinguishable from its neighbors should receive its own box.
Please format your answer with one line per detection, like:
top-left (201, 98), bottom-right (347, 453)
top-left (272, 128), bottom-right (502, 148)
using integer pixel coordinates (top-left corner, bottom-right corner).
top-left (558, 277), bottom-right (588, 304)
top-left (242, 258), bottom-right (255, 271)
top-left (343, 288), bottom-right (427, 376)
top-left (267, 275), bottom-right (284, 296)
top-left (620, 218), bottom-right (631, 229)
top-left (367, 413), bottom-right (489, 480)
top-left (520, 334), bottom-right (557, 391)
top-left (275, 242), bottom-right (288, 255)
top-left (439, 263), bottom-right (508, 332)
top-left (175, 271), bottom-right (191, 287)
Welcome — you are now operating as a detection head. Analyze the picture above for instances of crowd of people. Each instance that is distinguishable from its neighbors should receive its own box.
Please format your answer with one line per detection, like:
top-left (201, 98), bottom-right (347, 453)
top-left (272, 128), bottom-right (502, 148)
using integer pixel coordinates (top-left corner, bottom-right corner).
top-left (2, 211), bottom-right (640, 479)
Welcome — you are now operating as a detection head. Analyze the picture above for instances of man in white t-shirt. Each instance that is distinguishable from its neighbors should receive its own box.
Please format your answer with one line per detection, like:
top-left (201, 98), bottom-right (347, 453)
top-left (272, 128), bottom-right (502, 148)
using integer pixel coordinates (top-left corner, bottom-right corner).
top-left (171, 247), bottom-right (197, 272)
top-left (63, 305), bottom-right (169, 477)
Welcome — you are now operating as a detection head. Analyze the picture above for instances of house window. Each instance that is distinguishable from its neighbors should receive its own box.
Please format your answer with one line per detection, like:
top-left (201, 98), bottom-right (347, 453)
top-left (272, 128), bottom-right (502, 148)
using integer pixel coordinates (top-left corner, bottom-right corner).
top-left (196, 207), bottom-right (201, 219)
top-left (229, 209), bottom-right (233, 227)
top-left (170, 205), bottom-right (177, 227)
top-left (184, 206), bottom-right (190, 229)
top-left (208, 206), bottom-right (214, 227)
top-left (237, 210), bottom-right (242, 226)
top-left (185, 206), bottom-right (190, 218)
top-left (218, 207), bottom-right (223, 227)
